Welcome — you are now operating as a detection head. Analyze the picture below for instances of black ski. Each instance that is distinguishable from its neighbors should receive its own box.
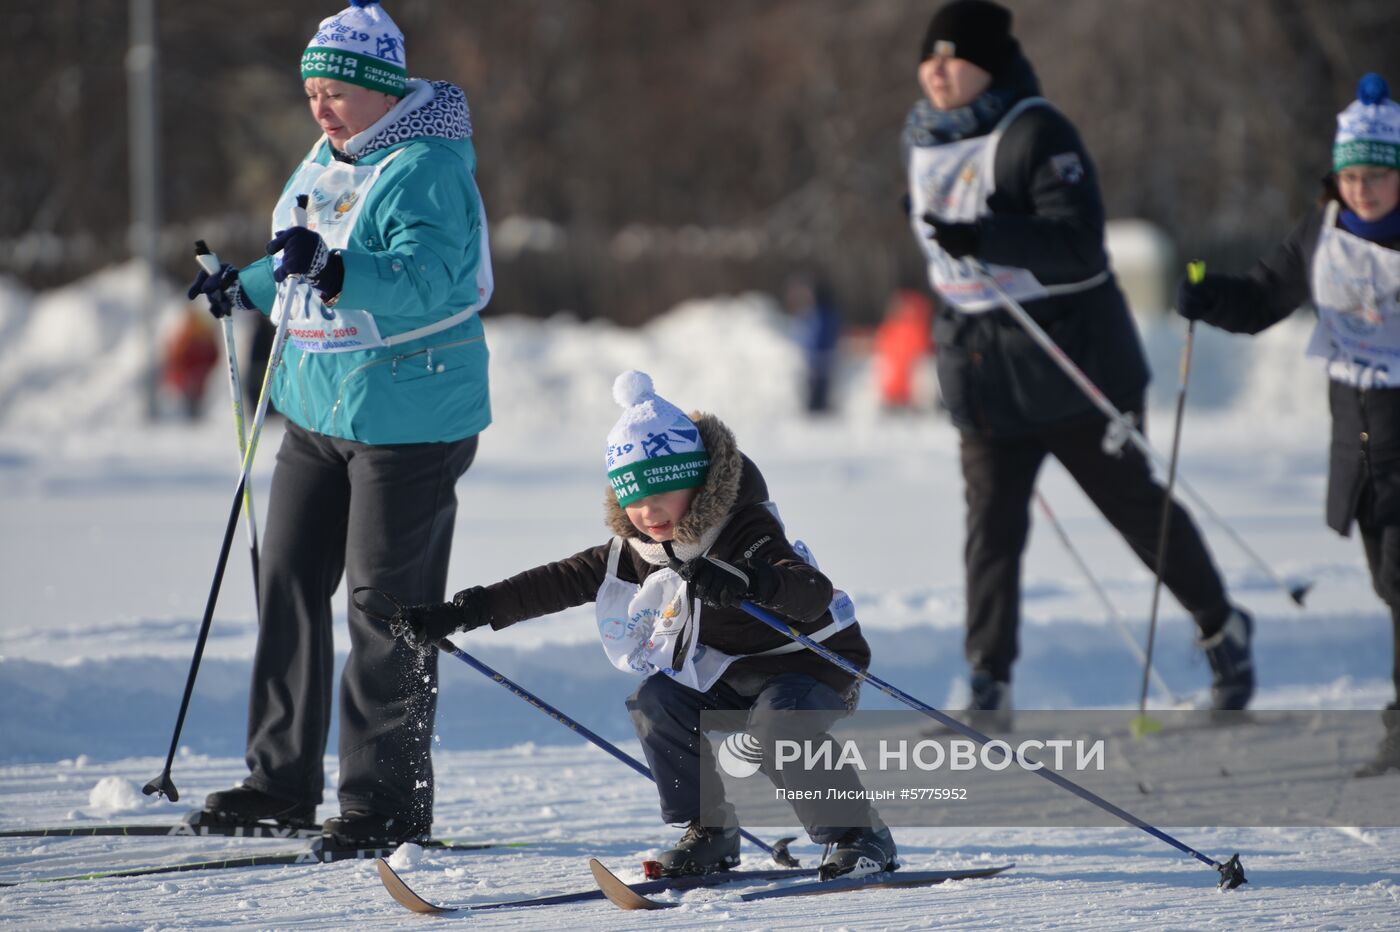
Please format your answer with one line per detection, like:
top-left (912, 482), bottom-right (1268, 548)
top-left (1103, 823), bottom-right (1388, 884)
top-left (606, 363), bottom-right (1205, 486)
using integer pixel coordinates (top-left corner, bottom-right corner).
top-left (589, 857), bottom-right (1014, 910)
top-left (0, 821), bottom-right (321, 840)
top-left (377, 857), bottom-right (818, 915)
top-left (0, 840), bottom-right (523, 887)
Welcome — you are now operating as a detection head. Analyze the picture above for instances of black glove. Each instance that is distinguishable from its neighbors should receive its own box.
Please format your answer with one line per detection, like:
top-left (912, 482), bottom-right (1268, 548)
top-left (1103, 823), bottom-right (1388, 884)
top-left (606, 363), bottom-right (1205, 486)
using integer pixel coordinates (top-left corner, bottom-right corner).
top-left (677, 556), bottom-right (779, 610)
top-left (921, 213), bottom-right (980, 259)
top-left (187, 263), bottom-right (255, 318)
top-left (390, 586), bottom-right (490, 649)
top-left (1175, 274), bottom-right (1226, 322)
top-left (266, 226), bottom-right (346, 300)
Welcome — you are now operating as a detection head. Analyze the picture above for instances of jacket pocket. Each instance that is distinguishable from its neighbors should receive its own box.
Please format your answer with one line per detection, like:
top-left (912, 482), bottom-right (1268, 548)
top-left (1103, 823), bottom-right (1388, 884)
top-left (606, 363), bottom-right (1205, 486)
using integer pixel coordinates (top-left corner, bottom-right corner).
top-left (336, 337), bottom-right (490, 443)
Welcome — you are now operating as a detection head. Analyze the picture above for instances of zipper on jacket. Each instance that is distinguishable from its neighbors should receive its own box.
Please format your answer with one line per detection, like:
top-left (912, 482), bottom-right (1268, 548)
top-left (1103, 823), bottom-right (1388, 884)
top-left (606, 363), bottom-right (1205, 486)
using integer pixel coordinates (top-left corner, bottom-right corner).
top-left (328, 334), bottom-right (485, 434)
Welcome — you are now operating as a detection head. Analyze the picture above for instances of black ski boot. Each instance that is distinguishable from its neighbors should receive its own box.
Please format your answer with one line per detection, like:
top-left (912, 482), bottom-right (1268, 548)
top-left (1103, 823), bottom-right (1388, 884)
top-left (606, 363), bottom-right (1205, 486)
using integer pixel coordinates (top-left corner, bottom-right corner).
top-left (322, 810), bottom-right (432, 848)
top-left (1198, 607), bottom-right (1254, 711)
top-left (651, 820), bottom-right (740, 876)
top-left (819, 825), bottom-right (898, 879)
top-left (1354, 706), bottom-right (1400, 778)
top-left (967, 671), bottom-right (1013, 731)
top-left (922, 671), bottom-right (1011, 737)
top-left (201, 785), bottom-right (317, 829)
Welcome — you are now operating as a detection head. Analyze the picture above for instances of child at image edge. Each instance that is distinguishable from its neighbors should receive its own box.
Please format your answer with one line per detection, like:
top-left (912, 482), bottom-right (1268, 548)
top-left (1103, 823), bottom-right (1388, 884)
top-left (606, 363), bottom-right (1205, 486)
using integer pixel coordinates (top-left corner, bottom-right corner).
top-left (394, 370), bottom-right (898, 877)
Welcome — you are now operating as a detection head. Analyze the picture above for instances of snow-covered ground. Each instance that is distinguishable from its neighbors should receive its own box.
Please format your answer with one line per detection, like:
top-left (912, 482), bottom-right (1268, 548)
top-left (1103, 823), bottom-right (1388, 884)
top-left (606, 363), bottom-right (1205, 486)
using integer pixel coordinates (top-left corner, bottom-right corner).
top-left (0, 266), bottom-right (1396, 928)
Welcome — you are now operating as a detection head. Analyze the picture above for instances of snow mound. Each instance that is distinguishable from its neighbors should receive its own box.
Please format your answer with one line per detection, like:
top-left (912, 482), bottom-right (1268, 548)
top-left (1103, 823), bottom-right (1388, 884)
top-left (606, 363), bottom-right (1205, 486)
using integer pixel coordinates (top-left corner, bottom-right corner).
top-left (86, 774), bottom-right (147, 813)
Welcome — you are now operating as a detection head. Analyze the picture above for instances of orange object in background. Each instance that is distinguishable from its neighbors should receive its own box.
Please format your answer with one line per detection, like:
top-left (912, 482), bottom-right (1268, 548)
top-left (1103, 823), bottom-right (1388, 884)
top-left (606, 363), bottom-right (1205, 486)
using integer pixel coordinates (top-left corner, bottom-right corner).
top-left (162, 308), bottom-right (220, 419)
top-left (874, 290), bottom-right (934, 408)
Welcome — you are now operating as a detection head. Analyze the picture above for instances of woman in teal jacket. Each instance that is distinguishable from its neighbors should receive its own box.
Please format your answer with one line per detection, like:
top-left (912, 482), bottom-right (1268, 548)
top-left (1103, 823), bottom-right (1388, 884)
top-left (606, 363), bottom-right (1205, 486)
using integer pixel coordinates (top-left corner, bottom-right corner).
top-left (188, 0), bottom-right (490, 847)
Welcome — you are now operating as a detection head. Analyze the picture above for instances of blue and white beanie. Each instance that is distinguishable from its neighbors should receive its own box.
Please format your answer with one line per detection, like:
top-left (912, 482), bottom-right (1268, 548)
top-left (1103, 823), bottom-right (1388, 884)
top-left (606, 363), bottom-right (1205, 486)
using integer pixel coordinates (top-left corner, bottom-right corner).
top-left (1334, 73), bottom-right (1400, 172)
top-left (301, 0), bottom-right (407, 97)
top-left (606, 372), bottom-right (709, 508)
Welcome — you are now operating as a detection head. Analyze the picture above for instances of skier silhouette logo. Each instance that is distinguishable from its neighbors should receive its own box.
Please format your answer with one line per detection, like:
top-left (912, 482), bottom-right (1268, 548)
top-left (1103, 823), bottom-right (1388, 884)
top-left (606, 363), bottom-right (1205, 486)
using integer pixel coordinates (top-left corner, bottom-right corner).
top-left (642, 432), bottom-right (674, 458)
top-left (643, 426), bottom-right (698, 458)
top-left (376, 35), bottom-right (403, 62)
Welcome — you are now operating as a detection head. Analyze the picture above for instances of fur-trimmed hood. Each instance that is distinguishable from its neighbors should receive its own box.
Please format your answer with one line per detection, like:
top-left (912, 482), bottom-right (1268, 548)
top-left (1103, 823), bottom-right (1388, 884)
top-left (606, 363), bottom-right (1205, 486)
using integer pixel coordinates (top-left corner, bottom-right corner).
top-left (603, 412), bottom-right (764, 565)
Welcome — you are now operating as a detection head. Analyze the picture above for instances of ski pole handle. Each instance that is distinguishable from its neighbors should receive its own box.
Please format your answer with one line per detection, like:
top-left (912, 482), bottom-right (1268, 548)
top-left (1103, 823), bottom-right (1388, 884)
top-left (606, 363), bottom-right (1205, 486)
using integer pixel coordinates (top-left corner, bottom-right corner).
top-left (194, 240), bottom-right (223, 276)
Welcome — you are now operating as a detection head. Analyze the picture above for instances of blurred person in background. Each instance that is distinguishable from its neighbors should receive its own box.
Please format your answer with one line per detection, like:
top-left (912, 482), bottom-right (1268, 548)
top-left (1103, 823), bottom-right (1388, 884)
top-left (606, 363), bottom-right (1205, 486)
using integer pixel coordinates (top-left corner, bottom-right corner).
top-left (160, 307), bottom-right (219, 420)
top-left (185, 0), bottom-right (494, 845)
top-left (873, 289), bottom-right (934, 412)
top-left (783, 273), bottom-right (842, 415)
top-left (902, 0), bottom-right (1253, 721)
top-left (1178, 74), bottom-right (1400, 777)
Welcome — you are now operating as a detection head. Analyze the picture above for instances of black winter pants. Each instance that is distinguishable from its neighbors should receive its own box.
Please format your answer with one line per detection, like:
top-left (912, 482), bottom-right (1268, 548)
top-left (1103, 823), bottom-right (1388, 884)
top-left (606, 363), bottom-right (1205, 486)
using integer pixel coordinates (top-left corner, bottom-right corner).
top-left (1358, 518), bottom-right (1400, 706)
top-left (627, 672), bottom-right (871, 844)
top-left (960, 411), bottom-right (1230, 683)
top-left (243, 421), bottom-right (477, 821)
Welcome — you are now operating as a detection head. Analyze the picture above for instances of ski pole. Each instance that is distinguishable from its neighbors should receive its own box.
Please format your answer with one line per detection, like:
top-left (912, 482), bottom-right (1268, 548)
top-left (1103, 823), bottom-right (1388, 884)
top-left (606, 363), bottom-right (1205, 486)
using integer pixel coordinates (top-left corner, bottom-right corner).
top-left (144, 196), bottom-right (307, 803)
top-left (194, 241), bottom-right (261, 608)
top-left (1032, 492), bottom-right (1182, 707)
top-left (1134, 261), bottom-right (1204, 736)
top-left (967, 258), bottom-right (1310, 607)
top-left (661, 545), bottom-right (1246, 889)
top-left (350, 588), bottom-right (799, 868)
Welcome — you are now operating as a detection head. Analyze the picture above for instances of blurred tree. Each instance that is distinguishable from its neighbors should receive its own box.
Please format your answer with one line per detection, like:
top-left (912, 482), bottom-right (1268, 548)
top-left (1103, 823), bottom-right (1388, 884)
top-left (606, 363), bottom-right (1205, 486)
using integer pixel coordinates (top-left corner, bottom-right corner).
top-left (3, 0), bottom-right (1397, 325)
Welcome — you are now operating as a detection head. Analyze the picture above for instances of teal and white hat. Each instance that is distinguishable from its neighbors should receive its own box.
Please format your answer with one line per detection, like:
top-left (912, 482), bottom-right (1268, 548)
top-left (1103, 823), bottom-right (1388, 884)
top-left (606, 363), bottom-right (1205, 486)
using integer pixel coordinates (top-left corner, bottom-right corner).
top-left (1334, 73), bottom-right (1400, 172)
top-left (606, 371), bottom-right (709, 508)
top-left (301, 0), bottom-right (407, 97)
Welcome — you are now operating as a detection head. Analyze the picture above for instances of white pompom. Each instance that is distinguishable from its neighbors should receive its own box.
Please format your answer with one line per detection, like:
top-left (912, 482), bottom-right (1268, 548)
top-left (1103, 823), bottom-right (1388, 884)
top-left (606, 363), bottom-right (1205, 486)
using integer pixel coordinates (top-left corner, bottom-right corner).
top-left (613, 370), bottom-right (654, 408)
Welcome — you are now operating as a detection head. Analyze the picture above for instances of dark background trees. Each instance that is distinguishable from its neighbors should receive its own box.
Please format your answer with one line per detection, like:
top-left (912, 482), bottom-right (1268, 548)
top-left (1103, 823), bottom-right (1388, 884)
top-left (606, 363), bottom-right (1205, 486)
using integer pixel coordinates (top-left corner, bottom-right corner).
top-left (5, 0), bottom-right (1397, 324)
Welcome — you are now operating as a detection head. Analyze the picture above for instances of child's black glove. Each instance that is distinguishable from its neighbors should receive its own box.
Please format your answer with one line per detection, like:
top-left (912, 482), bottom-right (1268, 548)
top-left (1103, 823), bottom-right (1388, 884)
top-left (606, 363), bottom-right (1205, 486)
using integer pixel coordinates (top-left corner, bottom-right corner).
top-left (678, 556), bottom-right (779, 610)
top-left (390, 586), bottom-right (490, 649)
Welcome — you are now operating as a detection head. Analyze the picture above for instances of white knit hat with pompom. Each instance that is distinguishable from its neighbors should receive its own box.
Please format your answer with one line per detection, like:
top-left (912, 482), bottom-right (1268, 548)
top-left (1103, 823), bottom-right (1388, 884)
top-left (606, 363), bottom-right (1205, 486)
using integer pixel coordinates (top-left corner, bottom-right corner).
top-left (605, 371), bottom-right (709, 507)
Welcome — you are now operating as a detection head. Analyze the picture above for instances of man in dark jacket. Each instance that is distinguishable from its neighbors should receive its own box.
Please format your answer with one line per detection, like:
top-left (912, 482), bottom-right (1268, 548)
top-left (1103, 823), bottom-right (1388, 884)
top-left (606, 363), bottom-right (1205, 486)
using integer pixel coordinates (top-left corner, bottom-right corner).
top-left (394, 371), bottom-right (896, 878)
top-left (904, 0), bottom-right (1254, 715)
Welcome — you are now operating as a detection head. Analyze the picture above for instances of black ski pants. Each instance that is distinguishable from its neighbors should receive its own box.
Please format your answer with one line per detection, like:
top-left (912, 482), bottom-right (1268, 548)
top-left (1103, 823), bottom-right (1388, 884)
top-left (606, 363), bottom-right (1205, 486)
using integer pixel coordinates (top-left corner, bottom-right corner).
top-left (243, 421), bottom-right (477, 821)
top-left (627, 672), bottom-right (872, 844)
top-left (1358, 517), bottom-right (1400, 706)
top-left (960, 408), bottom-right (1230, 683)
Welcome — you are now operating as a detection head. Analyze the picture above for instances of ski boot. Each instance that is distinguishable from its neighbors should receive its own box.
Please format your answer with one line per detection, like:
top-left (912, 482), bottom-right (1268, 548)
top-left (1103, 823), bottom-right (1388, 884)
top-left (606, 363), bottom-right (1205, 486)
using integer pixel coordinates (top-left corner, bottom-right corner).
top-left (1354, 706), bottom-right (1400, 778)
top-left (924, 671), bottom-right (1012, 736)
top-left (1198, 607), bottom-right (1254, 711)
top-left (200, 784), bottom-right (317, 829)
top-left (818, 825), bottom-right (898, 879)
top-left (322, 810), bottom-right (432, 848)
top-left (647, 820), bottom-right (740, 877)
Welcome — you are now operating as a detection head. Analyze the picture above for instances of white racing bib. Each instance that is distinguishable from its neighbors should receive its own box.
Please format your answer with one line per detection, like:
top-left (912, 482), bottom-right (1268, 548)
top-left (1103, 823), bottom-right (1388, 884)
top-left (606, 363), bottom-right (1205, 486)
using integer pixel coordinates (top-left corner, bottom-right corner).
top-left (907, 97), bottom-right (1107, 312)
top-left (1305, 201), bottom-right (1400, 389)
top-left (270, 137), bottom-right (492, 354)
top-left (594, 529), bottom-right (859, 693)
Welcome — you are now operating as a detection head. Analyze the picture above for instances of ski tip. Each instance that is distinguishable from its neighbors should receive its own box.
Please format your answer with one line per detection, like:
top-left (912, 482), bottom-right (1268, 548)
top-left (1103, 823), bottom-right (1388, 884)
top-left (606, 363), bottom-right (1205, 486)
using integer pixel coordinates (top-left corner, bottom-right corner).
top-left (589, 858), bottom-right (674, 911)
top-left (375, 857), bottom-right (452, 914)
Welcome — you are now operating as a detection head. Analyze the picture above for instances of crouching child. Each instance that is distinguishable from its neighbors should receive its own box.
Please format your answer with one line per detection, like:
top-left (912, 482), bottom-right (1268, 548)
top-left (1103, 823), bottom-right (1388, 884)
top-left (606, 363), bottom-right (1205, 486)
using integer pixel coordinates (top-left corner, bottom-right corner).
top-left (392, 371), bottom-right (898, 878)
